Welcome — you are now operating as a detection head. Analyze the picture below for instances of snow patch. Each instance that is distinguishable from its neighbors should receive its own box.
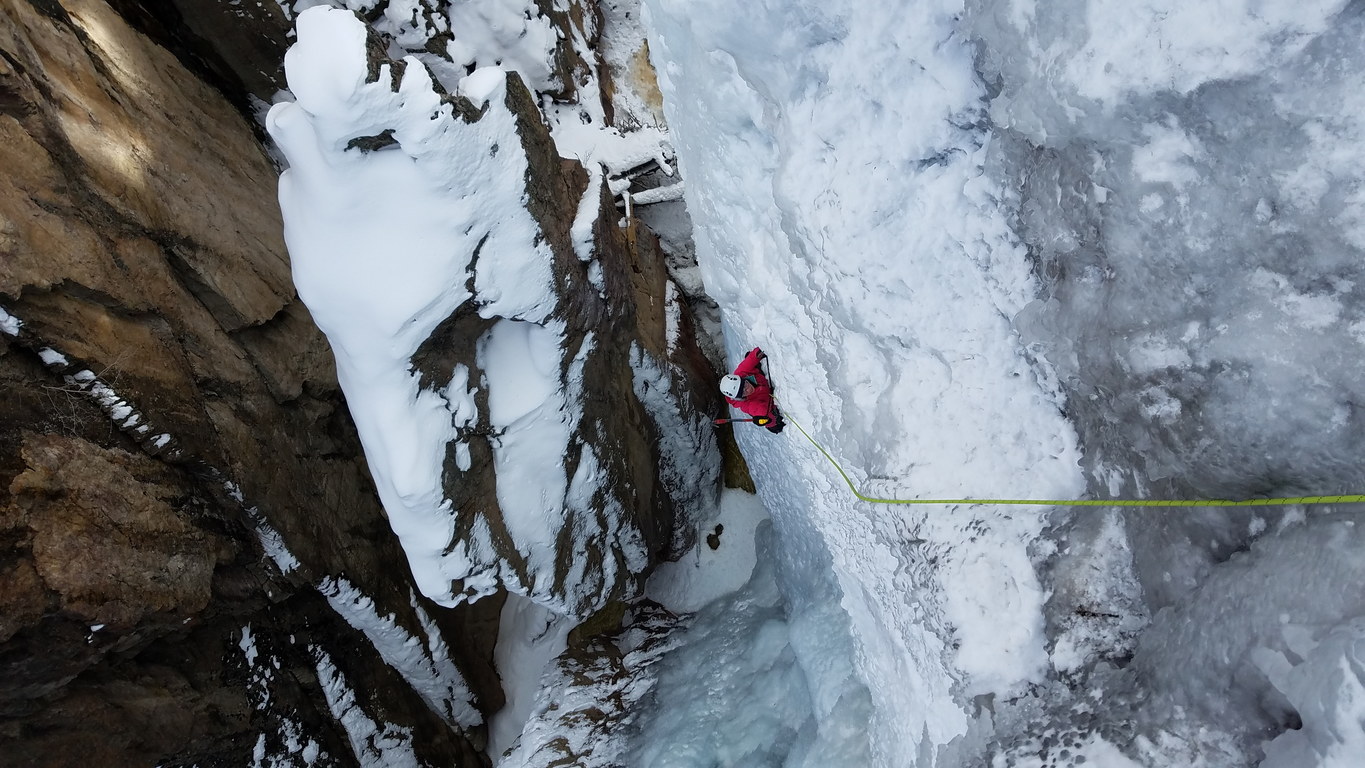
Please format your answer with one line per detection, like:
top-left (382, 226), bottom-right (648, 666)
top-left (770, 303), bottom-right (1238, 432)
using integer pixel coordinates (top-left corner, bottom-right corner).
top-left (240, 625), bottom-right (259, 668)
top-left (252, 516), bottom-right (301, 575)
top-left (478, 320), bottom-right (574, 575)
top-left (313, 647), bottom-right (420, 768)
top-left (319, 577), bottom-right (481, 728)
top-left (646, 488), bottom-right (763, 614)
top-left (0, 305), bottom-right (21, 336)
top-left (487, 594), bottom-right (573, 759)
top-left (444, 0), bottom-right (559, 93)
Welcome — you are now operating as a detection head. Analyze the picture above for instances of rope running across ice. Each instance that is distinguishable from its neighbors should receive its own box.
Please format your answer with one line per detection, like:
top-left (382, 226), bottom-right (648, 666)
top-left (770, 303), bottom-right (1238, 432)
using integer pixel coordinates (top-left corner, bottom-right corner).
top-left (784, 414), bottom-right (1365, 508)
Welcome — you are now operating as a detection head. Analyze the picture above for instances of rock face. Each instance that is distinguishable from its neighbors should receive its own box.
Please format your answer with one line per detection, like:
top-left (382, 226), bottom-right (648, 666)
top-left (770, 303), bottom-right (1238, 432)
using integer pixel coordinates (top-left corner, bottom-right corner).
top-left (270, 4), bottom-right (721, 619)
top-left (497, 601), bottom-right (686, 768)
top-left (11, 434), bottom-right (227, 634)
top-left (1, 0), bottom-right (718, 765)
top-left (1, 1), bottom-right (496, 765)
top-left (403, 68), bottom-right (716, 616)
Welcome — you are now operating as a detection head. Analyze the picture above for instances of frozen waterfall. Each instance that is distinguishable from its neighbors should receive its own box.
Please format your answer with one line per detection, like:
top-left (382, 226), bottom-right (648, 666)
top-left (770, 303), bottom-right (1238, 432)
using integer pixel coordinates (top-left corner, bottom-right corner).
top-left (632, 1), bottom-right (1365, 766)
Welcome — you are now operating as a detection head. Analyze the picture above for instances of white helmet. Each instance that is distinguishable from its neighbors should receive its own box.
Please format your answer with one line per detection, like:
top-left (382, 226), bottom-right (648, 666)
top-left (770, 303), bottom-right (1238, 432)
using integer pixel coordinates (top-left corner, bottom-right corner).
top-left (719, 374), bottom-right (742, 398)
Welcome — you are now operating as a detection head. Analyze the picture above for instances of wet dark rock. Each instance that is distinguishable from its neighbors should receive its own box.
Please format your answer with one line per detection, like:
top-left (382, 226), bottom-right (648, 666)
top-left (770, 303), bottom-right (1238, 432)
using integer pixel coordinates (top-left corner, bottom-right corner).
top-left (706, 523), bottom-right (723, 550)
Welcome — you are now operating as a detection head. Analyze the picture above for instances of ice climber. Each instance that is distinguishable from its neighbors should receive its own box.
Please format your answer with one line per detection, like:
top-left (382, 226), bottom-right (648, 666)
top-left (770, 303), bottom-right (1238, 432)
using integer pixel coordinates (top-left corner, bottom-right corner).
top-left (719, 347), bottom-right (785, 433)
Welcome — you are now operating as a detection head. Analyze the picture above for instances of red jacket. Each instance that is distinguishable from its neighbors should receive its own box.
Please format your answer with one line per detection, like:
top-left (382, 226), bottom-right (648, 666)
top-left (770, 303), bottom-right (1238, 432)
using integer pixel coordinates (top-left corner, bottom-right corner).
top-left (724, 348), bottom-right (776, 420)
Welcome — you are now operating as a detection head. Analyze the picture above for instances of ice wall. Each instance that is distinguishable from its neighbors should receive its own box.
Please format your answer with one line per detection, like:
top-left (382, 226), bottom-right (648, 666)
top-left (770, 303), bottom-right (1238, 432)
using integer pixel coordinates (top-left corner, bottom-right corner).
top-left (966, 1), bottom-right (1365, 764)
top-left (641, 0), bottom-right (1086, 762)
top-left (970, 0), bottom-right (1365, 502)
top-left (640, 0), bottom-right (1365, 765)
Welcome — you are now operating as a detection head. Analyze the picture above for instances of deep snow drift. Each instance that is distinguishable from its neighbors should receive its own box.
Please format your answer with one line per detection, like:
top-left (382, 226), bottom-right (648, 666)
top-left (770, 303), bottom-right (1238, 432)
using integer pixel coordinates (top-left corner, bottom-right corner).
top-left (635, 0), bottom-right (1365, 766)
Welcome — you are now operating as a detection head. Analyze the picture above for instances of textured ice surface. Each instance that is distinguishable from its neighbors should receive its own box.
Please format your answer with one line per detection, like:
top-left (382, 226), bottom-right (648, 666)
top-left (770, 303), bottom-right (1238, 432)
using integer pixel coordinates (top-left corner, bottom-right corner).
top-left (974, 2), bottom-right (1365, 504)
top-left (642, 0), bottom-right (1083, 760)
top-left (639, 0), bottom-right (1365, 766)
top-left (629, 521), bottom-right (874, 767)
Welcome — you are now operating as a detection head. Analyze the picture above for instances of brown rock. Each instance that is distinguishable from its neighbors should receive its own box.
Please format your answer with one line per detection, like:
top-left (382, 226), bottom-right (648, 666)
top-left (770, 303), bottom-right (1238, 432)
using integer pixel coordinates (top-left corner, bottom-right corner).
top-left (108, 0), bottom-right (293, 105)
top-left (2, 0), bottom-right (719, 764)
top-left (0, 0), bottom-right (290, 329)
top-left (11, 433), bottom-right (228, 629)
top-left (398, 67), bottom-right (719, 616)
top-left (1, 1), bottom-right (499, 764)
top-left (0, 558), bottom-right (47, 645)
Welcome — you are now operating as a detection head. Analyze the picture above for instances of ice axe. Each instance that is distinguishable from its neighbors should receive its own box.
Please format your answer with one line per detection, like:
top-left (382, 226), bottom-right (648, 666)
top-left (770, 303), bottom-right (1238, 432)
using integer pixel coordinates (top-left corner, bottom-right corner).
top-left (712, 417), bottom-right (757, 426)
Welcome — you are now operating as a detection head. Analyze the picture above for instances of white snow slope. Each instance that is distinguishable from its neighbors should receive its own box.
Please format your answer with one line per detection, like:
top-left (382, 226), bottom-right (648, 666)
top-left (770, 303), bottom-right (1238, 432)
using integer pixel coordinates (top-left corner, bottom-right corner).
top-left (639, 0), bottom-right (1365, 766)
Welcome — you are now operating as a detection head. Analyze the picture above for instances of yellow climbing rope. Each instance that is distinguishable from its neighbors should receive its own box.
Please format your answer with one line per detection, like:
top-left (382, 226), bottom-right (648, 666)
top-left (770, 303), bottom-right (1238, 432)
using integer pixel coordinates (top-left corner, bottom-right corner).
top-left (785, 415), bottom-right (1365, 508)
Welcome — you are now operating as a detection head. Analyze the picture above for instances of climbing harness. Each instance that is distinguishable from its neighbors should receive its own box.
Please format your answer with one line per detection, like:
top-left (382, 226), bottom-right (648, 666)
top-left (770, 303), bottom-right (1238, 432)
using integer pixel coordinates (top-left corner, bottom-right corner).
top-left (785, 414), bottom-right (1365, 508)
